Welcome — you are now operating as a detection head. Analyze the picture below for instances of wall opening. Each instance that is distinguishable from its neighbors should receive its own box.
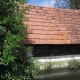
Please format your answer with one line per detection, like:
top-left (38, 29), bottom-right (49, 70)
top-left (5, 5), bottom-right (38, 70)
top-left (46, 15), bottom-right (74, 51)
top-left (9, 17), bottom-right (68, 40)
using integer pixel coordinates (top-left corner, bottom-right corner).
top-left (32, 44), bottom-right (80, 57)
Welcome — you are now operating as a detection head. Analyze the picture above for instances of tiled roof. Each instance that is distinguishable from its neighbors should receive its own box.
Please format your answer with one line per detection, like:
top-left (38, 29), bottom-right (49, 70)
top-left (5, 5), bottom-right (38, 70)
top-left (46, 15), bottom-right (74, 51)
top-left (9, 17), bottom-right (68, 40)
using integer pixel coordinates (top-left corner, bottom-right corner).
top-left (23, 4), bottom-right (80, 44)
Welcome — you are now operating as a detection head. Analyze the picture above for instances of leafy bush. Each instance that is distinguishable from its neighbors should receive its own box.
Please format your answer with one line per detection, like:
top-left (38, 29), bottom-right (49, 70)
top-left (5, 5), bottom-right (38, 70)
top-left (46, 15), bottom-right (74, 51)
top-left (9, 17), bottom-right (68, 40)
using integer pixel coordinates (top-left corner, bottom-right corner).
top-left (68, 59), bottom-right (80, 69)
top-left (0, 0), bottom-right (39, 80)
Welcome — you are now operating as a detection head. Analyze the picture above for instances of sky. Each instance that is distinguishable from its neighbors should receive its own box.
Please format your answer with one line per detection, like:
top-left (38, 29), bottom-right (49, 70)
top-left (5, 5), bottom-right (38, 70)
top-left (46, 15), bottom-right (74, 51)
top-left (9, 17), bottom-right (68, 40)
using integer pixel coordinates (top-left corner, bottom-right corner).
top-left (27, 0), bottom-right (56, 7)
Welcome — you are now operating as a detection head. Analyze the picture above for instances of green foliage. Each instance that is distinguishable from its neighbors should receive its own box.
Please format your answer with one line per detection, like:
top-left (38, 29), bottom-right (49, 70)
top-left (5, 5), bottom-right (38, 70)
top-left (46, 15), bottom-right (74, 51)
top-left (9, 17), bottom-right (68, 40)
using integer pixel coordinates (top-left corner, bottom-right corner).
top-left (68, 0), bottom-right (80, 9)
top-left (30, 59), bottom-right (40, 77)
top-left (45, 62), bottom-right (52, 71)
top-left (45, 56), bottom-right (53, 71)
top-left (55, 0), bottom-right (80, 10)
top-left (68, 59), bottom-right (80, 69)
top-left (0, 0), bottom-right (39, 80)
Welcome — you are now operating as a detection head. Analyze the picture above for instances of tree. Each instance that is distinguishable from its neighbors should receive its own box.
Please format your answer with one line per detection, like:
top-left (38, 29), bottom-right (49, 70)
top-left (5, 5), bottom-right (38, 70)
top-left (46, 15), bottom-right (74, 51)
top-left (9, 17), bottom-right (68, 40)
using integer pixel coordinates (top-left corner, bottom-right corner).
top-left (54, 0), bottom-right (69, 8)
top-left (0, 0), bottom-right (38, 80)
top-left (55, 0), bottom-right (80, 10)
top-left (68, 0), bottom-right (80, 9)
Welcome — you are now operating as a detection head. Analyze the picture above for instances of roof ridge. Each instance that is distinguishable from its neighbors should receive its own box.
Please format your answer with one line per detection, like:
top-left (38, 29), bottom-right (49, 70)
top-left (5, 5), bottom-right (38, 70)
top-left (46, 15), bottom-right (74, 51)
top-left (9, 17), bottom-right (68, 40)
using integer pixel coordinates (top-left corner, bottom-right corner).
top-left (25, 3), bottom-right (80, 11)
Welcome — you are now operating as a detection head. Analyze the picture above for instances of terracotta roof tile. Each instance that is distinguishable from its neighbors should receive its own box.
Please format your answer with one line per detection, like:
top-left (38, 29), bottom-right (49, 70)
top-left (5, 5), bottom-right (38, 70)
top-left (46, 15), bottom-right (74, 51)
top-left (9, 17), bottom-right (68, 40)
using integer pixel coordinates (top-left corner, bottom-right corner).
top-left (23, 4), bottom-right (80, 44)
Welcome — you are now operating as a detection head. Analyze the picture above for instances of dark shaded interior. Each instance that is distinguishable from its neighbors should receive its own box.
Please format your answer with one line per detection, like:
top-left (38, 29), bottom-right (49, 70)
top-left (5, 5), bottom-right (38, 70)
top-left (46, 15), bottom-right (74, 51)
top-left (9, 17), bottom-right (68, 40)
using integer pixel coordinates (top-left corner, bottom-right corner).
top-left (32, 44), bottom-right (80, 57)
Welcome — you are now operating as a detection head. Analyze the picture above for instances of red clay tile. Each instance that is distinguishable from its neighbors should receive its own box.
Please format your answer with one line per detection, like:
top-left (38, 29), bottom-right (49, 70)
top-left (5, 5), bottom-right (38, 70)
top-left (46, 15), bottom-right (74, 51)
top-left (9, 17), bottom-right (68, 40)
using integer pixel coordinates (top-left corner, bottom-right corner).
top-left (23, 4), bottom-right (80, 44)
